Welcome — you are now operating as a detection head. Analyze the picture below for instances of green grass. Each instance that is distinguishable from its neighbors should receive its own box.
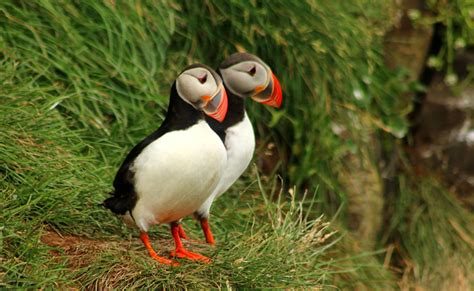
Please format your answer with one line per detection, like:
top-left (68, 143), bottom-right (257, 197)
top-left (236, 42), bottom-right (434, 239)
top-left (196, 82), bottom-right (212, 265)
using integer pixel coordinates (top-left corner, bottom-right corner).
top-left (1, 0), bottom-right (473, 288)
top-left (0, 91), bottom-right (393, 287)
top-left (167, 0), bottom-right (412, 189)
top-left (0, 60), bottom-right (393, 288)
top-left (382, 173), bottom-right (474, 289)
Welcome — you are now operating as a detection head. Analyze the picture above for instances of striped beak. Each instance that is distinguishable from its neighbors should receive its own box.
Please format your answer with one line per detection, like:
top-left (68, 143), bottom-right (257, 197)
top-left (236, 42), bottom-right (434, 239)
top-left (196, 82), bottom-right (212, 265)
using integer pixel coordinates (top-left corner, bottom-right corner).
top-left (251, 72), bottom-right (282, 108)
top-left (201, 83), bottom-right (228, 122)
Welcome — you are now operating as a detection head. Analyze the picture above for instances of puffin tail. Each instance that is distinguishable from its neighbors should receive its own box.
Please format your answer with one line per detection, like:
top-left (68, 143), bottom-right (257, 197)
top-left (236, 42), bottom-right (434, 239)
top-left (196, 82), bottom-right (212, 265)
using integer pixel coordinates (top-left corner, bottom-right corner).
top-left (102, 191), bottom-right (135, 215)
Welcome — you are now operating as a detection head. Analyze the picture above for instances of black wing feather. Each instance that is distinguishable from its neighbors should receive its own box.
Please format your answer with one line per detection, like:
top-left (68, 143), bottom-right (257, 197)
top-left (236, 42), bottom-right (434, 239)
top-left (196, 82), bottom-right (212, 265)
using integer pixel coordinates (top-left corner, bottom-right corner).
top-left (103, 123), bottom-right (170, 215)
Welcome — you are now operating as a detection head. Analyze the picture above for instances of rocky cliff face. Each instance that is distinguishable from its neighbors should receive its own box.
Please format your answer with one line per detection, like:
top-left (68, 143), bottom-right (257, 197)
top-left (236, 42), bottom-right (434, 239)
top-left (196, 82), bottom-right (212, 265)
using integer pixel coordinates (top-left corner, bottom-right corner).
top-left (413, 51), bottom-right (474, 208)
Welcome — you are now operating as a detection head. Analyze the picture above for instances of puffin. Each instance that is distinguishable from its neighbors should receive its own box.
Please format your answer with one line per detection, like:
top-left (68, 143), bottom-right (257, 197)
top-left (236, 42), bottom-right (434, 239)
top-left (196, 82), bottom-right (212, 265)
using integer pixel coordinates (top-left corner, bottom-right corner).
top-left (177, 53), bottom-right (282, 244)
top-left (103, 64), bottom-right (228, 265)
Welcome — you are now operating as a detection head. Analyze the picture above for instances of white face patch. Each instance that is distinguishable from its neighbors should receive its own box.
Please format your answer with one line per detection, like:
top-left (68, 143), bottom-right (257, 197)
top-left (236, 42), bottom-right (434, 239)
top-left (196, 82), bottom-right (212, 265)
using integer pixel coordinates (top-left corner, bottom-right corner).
top-left (219, 61), bottom-right (269, 97)
top-left (176, 67), bottom-right (219, 108)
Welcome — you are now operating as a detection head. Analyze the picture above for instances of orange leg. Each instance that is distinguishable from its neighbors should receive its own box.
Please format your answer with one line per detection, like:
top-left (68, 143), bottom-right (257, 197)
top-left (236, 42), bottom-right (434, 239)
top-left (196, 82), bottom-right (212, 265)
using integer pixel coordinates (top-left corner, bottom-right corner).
top-left (200, 218), bottom-right (215, 245)
top-left (169, 223), bottom-right (211, 263)
top-left (140, 232), bottom-right (179, 266)
top-left (177, 224), bottom-right (189, 240)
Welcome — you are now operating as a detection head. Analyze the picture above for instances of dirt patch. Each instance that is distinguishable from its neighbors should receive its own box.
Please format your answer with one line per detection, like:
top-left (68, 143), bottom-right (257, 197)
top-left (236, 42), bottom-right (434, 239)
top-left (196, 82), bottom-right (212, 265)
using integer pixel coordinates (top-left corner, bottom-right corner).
top-left (40, 229), bottom-right (122, 269)
top-left (40, 228), bottom-right (210, 270)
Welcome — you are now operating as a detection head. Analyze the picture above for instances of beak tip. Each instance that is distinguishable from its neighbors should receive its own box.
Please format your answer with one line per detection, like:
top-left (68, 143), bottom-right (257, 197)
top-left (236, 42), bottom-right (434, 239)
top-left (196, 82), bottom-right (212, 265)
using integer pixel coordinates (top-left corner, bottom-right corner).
top-left (272, 74), bottom-right (283, 108)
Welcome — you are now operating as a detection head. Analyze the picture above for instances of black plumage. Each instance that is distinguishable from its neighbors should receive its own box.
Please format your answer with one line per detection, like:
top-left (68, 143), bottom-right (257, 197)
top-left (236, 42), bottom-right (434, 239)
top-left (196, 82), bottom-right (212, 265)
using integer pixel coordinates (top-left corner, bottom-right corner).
top-left (205, 90), bottom-right (245, 143)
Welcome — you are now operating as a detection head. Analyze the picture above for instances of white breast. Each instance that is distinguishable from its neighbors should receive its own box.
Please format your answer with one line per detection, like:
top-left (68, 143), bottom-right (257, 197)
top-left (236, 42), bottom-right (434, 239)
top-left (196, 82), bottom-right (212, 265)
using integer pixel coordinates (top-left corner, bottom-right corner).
top-left (196, 112), bottom-right (255, 217)
top-left (130, 120), bottom-right (227, 231)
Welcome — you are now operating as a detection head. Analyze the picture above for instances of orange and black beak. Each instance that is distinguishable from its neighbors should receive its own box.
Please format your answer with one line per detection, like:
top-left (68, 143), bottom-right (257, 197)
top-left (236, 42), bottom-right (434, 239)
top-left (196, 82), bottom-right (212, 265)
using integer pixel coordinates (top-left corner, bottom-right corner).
top-left (201, 83), bottom-right (228, 122)
top-left (252, 71), bottom-right (282, 108)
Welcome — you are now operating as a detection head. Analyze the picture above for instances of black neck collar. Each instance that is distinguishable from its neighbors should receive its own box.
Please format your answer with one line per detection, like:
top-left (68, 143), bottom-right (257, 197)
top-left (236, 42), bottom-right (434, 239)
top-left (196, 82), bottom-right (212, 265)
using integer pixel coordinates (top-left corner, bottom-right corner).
top-left (163, 82), bottom-right (203, 129)
top-left (205, 91), bottom-right (246, 142)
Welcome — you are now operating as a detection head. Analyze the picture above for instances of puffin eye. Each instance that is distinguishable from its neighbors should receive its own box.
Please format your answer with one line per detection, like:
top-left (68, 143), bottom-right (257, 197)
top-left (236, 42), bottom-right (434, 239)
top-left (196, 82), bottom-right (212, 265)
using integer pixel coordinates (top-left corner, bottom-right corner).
top-left (248, 66), bottom-right (256, 76)
top-left (197, 73), bottom-right (208, 84)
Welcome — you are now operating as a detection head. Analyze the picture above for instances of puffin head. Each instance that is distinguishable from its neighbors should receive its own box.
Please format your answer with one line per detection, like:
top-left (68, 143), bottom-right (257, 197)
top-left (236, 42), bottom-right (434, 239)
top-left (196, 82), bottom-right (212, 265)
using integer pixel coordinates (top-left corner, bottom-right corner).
top-left (176, 64), bottom-right (228, 122)
top-left (218, 52), bottom-right (282, 108)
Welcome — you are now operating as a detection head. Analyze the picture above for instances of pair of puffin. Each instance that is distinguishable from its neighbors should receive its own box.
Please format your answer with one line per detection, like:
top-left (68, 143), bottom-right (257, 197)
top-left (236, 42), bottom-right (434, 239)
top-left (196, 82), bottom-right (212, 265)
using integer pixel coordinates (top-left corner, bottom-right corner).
top-left (103, 53), bottom-right (282, 265)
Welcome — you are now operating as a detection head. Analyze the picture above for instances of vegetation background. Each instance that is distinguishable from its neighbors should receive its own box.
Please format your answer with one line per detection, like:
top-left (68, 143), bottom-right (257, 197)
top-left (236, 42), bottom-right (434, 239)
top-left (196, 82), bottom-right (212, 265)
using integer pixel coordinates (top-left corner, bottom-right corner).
top-left (1, 0), bottom-right (473, 289)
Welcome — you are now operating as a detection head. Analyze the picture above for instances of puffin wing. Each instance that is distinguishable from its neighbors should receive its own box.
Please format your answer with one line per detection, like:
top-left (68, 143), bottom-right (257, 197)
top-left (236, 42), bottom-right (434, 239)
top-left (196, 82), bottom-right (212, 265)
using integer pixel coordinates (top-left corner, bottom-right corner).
top-left (104, 123), bottom-right (171, 215)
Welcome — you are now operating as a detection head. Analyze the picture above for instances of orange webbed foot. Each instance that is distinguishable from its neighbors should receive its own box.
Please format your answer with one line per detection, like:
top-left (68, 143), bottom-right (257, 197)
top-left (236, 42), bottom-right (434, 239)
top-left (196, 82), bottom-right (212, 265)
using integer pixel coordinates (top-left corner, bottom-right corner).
top-left (171, 222), bottom-right (211, 263)
top-left (170, 248), bottom-right (211, 263)
top-left (140, 232), bottom-right (179, 266)
top-left (151, 252), bottom-right (180, 266)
